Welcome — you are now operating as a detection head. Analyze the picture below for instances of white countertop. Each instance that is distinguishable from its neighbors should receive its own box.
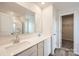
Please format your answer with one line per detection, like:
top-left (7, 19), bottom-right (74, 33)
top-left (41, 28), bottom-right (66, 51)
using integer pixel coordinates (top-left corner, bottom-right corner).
top-left (0, 34), bottom-right (51, 56)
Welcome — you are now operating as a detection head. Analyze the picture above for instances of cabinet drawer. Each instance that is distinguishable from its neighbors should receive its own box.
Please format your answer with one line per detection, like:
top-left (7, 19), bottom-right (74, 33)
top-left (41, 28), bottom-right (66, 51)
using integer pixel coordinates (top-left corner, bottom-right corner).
top-left (15, 45), bottom-right (37, 56)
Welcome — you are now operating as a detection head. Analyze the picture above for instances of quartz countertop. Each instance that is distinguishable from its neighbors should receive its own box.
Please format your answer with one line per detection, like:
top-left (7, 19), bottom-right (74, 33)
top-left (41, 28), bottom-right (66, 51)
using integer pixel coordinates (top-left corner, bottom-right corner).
top-left (0, 34), bottom-right (51, 56)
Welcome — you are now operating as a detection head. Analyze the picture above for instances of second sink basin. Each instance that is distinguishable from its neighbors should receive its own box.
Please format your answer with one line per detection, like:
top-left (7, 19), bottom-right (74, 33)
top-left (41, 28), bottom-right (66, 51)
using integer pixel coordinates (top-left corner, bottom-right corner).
top-left (4, 40), bottom-right (30, 55)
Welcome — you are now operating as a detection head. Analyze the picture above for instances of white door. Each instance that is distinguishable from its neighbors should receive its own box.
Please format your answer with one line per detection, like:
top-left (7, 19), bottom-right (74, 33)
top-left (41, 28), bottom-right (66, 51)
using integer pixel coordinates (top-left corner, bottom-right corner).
top-left (52, 18), bottom-right (58, 54)
top-left (74, 11), bottom-right (79, 55)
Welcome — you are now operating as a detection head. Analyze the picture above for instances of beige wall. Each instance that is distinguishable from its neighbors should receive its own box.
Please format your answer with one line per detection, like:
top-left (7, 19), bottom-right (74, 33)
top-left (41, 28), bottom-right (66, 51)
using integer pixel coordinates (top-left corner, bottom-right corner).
top-left (62, 14), bottom-right (73, 41)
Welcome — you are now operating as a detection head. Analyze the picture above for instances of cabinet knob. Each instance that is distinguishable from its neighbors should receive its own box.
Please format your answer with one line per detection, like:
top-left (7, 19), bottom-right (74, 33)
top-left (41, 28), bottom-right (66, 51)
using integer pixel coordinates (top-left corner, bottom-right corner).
top-left (53, 34), bottom-right (56, 35)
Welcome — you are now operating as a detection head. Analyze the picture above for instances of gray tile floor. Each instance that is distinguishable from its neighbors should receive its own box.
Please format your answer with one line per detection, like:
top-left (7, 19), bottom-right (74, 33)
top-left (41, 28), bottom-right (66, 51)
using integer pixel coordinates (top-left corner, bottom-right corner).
top-left (53, 48), bottom-right (75, 56)
top-left (49, 40), bottom-right (79, 56)
top-left (51, 40), bottom-right (78, 56)
top-left (62, 40), bottom-right (73, 49)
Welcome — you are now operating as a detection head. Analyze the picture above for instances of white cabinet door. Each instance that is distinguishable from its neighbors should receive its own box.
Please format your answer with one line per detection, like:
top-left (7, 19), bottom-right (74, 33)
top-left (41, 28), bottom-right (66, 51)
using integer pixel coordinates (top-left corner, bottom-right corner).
top-left (15, 45), bottom-right (37, 56)
top-left (44, 37), bottom-right (51, 56)
top-left (38, 41), bottom-right (44, 56)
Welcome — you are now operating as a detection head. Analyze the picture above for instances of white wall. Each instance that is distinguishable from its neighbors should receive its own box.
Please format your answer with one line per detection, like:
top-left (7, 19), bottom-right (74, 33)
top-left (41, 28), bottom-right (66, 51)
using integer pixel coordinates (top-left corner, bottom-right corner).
top-left (42, 5), bottom-right (53, 35)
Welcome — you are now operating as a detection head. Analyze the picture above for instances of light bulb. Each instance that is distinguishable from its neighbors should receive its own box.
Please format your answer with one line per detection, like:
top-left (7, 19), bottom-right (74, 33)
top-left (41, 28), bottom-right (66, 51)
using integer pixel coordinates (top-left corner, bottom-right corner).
top-left (41, 2), bottom-right (45, 5)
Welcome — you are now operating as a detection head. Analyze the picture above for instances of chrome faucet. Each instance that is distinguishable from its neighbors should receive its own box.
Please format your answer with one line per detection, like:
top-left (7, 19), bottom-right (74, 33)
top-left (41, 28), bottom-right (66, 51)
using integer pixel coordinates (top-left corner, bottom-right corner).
top-left (37, 32), bottom-right (42, 37)
top-left (14, 33), bottom-right (20, 44)
top-left (12, 28), bottom-right (21, 44)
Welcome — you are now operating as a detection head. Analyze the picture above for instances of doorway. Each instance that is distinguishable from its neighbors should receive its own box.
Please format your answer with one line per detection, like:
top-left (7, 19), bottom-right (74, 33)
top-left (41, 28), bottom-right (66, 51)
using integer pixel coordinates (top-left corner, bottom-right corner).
top-left (62, 14), bottom-right (74, 49)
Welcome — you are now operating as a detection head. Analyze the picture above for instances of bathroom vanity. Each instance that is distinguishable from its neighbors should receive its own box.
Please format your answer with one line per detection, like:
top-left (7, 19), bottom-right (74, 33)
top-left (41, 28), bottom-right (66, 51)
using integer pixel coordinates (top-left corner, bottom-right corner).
top-left (0, 34), bottom-right (51, 56)
top-left (15, 36), bottom-right (51, 56)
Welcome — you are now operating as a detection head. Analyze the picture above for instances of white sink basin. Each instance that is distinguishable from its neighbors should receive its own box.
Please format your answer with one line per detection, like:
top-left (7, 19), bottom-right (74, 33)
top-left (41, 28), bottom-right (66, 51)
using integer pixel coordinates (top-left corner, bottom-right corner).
top-left (0, 48), bottom-right (9, 56)
top-left (4, 40), bottom-right (30, 55)
top-left (5, 41), bottom-right (30, 49)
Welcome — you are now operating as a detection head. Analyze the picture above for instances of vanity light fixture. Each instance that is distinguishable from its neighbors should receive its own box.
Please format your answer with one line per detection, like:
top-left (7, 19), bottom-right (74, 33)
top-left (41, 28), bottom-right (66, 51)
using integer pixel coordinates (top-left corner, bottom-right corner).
top-left (41, 2), bottom-right (45, 5)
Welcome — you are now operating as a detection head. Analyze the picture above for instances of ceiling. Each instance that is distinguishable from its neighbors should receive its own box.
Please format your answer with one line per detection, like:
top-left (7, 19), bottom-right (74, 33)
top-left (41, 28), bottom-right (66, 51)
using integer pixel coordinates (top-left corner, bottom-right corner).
top-left (53, 2), bottom-right (79, 11)
top-left (0, 2), bottom-right (34, 16)
top-left (0, 2), bottom-right (79, 15)
top-left (32, 2), bottom-right (53, 9)
top-left (34, 2), bottom-right (79, 11)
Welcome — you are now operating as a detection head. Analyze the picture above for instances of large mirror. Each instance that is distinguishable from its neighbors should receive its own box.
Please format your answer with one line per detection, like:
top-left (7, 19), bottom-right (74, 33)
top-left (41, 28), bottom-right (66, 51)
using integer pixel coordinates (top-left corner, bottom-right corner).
top-left (21, 14), bottom-right (35, 34)
top-left (0, 2), bottom-right (36, 36)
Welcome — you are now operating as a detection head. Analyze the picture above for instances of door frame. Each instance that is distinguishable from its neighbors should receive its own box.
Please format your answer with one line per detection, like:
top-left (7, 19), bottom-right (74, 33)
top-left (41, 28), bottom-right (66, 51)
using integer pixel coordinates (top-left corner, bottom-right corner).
top-left (59, 11), bottom-right (74, 51)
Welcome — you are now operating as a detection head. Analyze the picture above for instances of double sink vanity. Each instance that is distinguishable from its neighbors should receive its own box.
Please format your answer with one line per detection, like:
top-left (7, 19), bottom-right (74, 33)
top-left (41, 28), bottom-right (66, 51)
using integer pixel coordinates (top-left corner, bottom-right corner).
top-left (0, 34), bottom-right (52, 56)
